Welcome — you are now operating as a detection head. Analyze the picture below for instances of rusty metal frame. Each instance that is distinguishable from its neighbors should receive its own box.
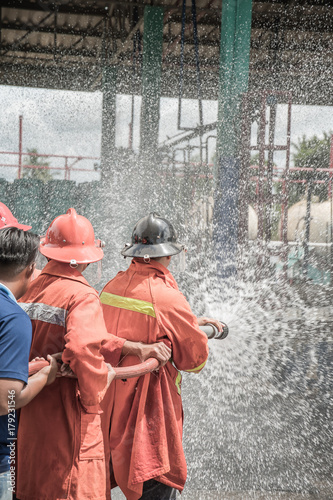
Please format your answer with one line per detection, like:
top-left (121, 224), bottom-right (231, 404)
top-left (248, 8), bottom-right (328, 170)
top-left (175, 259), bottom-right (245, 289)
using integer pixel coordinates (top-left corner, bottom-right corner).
top-left (239, 89), bottom-right (292, 278)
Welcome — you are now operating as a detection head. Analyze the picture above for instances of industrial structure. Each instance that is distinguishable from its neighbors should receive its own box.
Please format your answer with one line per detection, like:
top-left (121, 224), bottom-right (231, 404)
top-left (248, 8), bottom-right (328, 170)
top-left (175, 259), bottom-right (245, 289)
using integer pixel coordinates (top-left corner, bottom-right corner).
top-left (1, 1), bottom-right (331, 101)
top-left (0, 0), bottom-right (332, 280)
top-left (1, 5), bottom-right (332, 499)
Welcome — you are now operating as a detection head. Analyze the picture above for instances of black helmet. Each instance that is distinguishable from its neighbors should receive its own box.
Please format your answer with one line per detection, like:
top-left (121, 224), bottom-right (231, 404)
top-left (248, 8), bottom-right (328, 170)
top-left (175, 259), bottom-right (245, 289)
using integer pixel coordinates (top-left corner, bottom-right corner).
top-left (121, 212), bottom-right (184, 258)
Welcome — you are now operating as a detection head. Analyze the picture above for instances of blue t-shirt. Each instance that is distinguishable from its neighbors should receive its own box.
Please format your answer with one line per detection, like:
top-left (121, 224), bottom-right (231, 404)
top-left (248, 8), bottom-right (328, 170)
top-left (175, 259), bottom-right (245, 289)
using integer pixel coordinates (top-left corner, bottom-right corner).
top-left (0, 285), bottom-right (32, 473)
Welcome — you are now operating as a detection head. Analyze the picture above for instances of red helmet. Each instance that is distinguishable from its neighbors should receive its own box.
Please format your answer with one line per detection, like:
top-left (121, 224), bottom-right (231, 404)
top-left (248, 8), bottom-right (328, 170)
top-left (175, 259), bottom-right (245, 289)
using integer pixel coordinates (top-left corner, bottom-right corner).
top-left (0, 202), bottom-right (32, 231)
top-left (40, 208), bottom-right (104, 264)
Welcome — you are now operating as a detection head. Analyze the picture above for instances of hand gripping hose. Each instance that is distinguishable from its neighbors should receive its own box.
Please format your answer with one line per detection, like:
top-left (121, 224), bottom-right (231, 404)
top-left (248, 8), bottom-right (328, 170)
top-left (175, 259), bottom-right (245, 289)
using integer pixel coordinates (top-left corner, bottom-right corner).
top-left (28, 323), bottom-right (228, 379)
top-left (28, 357), bottom-right (160, 380)
top-left (200, 322), bottom-right (229, 340)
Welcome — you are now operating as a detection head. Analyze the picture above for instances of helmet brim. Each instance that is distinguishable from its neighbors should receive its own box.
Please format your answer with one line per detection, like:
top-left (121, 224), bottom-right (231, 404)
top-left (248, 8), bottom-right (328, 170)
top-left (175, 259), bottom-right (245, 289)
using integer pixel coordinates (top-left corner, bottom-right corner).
top-left (40, 240), bottom-right (104, 264)
top-left (0, 222), bottom-right (32, 231)
top-left (121, 242), bottom-right (183, 258)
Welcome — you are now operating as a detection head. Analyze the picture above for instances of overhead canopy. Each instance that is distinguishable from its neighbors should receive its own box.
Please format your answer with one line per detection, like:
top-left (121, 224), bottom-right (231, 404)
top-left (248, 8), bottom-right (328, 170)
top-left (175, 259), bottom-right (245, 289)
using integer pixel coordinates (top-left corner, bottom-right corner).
top-left (0, 0), bottom-right (332, 105)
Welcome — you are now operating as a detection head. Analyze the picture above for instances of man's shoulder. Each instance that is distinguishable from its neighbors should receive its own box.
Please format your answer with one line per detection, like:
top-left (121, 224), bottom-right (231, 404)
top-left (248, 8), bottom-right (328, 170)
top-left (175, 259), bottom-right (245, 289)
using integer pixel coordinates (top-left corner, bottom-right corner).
top-left (152, 277), bottom-right (188, 307)
top-left (0, 304), bottom-right (31, 337)
top-left (0, 287), bottom-right (14, 308)
top-left (101, 270), bottom-right (126, 292)
top-left (24, 273), bottom-right (99, 303)
top-left (0, 293), bottom-right (31, 385)
top-left (0, 290), bottom-right (30, 322)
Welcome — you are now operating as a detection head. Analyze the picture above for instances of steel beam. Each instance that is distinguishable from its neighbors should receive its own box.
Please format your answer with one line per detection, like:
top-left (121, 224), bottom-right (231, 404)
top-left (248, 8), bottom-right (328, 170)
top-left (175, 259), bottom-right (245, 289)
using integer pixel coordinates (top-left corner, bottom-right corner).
top-left (214, 0), bottom-right (253, 280)
top-left (0, 43), bottom-right (98, 59)
top-left (1, 1), bottom-right (109, 17)
top-left (1, 1), bottom-right (221, 15)
top-left (0, 21), bottom-right (105, 39)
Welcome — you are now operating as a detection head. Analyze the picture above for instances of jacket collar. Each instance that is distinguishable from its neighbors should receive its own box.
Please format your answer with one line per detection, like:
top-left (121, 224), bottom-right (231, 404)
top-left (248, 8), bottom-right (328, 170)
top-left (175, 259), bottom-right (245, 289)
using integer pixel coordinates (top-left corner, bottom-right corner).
top-left (131, 258), bottom-right (179, 289)
top-left (40, 260), bottom-right (91, 287)
top-left (0, 282), bottom-right (17, 303)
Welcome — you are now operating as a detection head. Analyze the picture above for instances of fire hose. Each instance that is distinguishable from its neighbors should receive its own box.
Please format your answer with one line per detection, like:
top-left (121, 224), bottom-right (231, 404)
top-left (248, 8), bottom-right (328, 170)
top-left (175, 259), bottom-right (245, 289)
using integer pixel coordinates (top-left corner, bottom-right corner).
top-left (28, 322), bottom-right (228, 380)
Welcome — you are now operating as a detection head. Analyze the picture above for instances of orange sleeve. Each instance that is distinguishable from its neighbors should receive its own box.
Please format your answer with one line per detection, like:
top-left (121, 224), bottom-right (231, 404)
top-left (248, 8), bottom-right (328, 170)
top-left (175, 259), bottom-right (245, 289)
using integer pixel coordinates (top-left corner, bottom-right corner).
top-left (62, 293), bottom-right (111, 412)
top-left (155, 288), bottom-right (209, 373)
top-left (99, 286), bottom-right (127, 366)
top-left (100, 335), bottom-right (126, 366)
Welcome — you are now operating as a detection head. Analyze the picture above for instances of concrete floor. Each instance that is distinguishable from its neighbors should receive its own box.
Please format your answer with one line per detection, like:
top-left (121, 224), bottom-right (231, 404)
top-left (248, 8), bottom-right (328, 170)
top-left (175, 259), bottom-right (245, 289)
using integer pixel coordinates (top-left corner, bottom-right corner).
top-left (111, 486), bottom-right (332, 500)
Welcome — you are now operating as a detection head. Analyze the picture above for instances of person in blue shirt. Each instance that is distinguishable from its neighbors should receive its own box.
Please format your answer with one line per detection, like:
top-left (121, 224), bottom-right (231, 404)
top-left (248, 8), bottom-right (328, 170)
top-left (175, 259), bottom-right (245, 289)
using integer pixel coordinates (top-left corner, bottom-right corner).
top-left (0, 227), bottom-right (58, 500)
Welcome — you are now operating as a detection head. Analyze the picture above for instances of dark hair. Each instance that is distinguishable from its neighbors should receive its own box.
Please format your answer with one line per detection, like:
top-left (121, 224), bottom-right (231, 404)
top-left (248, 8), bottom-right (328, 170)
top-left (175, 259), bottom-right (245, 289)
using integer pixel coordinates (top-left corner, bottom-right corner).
top-left (0, 227), bottom-right (40, 276)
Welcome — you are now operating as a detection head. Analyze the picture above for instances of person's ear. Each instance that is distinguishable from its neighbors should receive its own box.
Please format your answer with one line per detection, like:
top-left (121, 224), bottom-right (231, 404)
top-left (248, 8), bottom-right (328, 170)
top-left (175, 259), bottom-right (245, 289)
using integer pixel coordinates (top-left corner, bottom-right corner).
top-left (26, 262), bottom-right (36, 280)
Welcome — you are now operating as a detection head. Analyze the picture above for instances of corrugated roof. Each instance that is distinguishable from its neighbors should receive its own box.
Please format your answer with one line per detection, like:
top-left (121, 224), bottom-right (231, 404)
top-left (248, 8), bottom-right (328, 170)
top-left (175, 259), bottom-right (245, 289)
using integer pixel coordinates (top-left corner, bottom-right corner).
top-left (0, 0), bottom-right (332, 104)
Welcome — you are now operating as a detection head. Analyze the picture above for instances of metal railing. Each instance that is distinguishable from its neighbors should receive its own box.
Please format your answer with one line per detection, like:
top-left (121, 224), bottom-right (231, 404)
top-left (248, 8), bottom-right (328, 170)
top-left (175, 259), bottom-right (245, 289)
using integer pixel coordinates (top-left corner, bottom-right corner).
top-left (0, 115), bottom-right (100, 181)
top-left (0, 150), bottom-right (100, 181)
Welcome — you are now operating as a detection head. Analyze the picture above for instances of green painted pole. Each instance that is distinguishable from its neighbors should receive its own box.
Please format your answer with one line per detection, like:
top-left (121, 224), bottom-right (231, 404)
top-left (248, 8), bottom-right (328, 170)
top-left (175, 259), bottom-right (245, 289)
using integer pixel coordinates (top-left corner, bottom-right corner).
top-left (214, 0), bottom-right (252, 279)
top-left (140, 6), bottom-right (164, 157)
top-left (101, 66), bottom-right (117, 182)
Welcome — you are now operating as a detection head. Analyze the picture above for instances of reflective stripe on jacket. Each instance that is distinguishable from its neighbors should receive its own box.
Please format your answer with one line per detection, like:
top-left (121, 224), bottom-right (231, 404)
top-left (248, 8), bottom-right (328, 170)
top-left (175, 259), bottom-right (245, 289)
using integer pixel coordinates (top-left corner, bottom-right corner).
top-left (100, 258), bottom-right (209, 500)
top-left (16, 260), bottom-right (125, 500)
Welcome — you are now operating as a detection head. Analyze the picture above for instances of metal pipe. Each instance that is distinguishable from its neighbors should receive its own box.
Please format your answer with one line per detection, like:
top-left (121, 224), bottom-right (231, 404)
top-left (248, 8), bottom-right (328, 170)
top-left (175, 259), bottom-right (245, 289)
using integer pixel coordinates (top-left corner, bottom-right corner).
top-left (329, 134), bottom-right (333, 199)
top-left (177, 0), bottom-right (188, 132)
top-left (265, 96), bottom-right (277, 242)
top-left (282, 93), bottom-right (292, 280)
top-left (140, 6), bottom-right (164, 156)
top-left (18, 115), bottom-right (23, 179)
top-left (303, 178), bottom-right (313, 279)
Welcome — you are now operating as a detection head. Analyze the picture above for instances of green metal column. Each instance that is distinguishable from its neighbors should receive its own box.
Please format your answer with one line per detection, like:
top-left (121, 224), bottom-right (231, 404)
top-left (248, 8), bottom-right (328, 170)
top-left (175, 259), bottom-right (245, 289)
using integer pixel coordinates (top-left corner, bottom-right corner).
top-left (101, 66), bottom-right (117, 182)
top-left (140, 6), bottom-right (164, 158)
top-left (214, 0), bottom-right (252, 279)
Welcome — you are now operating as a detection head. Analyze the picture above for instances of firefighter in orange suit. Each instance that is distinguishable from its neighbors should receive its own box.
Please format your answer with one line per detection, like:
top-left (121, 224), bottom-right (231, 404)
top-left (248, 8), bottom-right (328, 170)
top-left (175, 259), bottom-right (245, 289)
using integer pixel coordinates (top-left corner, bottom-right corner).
top-left (0, 201), bottom-right (41, 280)
top-left (16, 209), bottom-right (170, 500)
top-left (15, 208), bottom-right (117, 500)
top-left (100, 212), bottom-right (222, 500)
top-left (0, 201), bottom-right (32, 230)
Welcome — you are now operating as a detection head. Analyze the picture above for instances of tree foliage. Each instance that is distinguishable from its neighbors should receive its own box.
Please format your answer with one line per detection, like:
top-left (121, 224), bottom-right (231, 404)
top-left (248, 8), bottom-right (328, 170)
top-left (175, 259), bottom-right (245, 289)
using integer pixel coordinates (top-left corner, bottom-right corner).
top-left (288, 132), bottom-right (332, 206)
top-left (23, 148), bottom-right (53, 182)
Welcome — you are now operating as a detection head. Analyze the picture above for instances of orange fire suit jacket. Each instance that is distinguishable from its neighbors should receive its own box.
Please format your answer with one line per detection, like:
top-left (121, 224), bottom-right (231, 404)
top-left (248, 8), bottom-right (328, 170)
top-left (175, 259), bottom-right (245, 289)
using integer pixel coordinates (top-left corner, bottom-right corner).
top-left (100, 258), bottom-right (209, 500)
top-left (16, 260), bottom-right (125, 500)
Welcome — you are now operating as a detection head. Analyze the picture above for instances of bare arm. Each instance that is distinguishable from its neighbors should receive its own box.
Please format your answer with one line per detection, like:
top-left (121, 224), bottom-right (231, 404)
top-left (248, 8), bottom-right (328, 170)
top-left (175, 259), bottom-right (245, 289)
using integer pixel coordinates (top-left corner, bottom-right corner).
top-left (122, 341), bottom-right (172, 367)
top-left (0, 355), bottom-right (58, 415)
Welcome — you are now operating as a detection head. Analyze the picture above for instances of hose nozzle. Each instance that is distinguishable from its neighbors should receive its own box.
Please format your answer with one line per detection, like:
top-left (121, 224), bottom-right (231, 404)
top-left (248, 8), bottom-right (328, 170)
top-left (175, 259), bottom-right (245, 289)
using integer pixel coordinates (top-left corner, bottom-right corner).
top-left (200, 322), bottom-right (229, 340)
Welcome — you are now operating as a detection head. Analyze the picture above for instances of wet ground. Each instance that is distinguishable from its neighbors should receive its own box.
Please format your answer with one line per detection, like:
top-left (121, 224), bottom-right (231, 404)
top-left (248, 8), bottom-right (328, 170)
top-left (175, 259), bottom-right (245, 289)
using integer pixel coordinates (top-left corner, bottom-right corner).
top-left (181, 492), bottom-right (333, 500)
top-left (112, 486), bottom-right (333, 499)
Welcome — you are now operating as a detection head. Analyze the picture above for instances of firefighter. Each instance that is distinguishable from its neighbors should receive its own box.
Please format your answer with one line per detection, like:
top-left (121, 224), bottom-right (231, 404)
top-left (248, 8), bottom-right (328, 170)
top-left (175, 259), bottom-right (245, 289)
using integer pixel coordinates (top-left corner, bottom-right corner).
top-left (100, 212), bottom-right (222, 500)
top-left (0, 202), bottom-right (31, 231)
top-left (16, 209), bottom-right (170, 500)
top-left (0, 202), bottom-right (42, 280)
